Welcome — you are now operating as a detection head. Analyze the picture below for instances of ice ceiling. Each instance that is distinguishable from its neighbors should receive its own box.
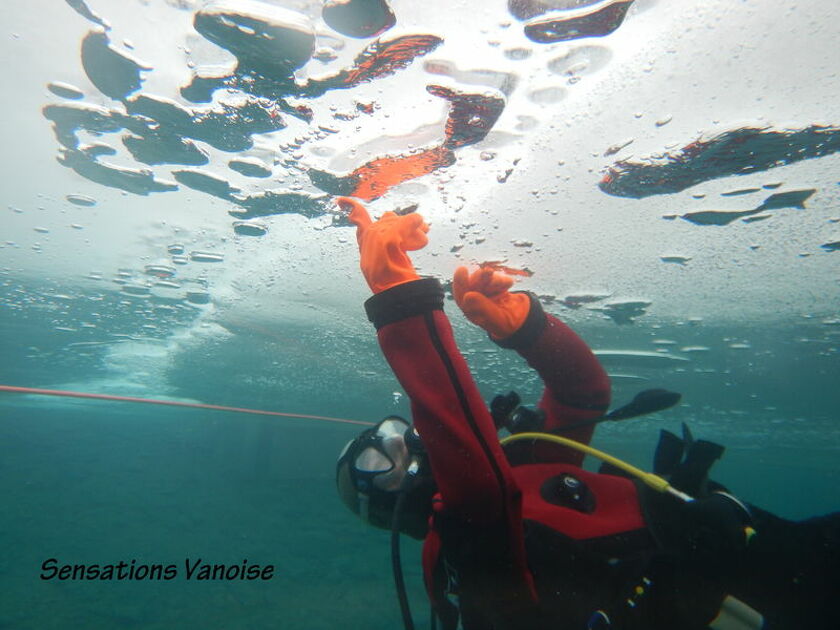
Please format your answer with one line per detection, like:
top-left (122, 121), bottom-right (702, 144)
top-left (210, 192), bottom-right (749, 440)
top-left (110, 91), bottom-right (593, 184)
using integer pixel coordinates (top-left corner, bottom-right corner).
top-left (3, 0), bottom-right (839, 338)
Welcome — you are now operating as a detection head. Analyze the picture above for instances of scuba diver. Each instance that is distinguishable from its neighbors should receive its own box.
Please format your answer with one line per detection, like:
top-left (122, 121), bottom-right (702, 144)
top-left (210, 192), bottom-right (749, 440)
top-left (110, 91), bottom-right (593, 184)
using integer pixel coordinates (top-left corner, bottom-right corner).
top-left (334, 197), bottom-right (839, 630)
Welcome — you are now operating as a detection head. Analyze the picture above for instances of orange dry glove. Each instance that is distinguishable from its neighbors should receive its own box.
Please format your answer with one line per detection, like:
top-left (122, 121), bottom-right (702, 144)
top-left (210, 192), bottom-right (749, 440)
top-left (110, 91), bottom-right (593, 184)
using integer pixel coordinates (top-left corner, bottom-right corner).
top-left (453, 266), bottom-right (531, 340)
top-left (338, 196), bottom-right (429, 294)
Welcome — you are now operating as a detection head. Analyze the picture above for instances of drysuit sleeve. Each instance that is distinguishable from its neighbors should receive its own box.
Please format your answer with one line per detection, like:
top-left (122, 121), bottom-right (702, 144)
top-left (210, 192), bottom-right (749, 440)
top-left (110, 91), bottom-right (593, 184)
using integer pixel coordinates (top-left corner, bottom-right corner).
top-left (495, 293), bottom-right (611, 461)
top-left (364, 277), bottom-right (524, 526)
top-left (365, 278), bottom-right (539, 611)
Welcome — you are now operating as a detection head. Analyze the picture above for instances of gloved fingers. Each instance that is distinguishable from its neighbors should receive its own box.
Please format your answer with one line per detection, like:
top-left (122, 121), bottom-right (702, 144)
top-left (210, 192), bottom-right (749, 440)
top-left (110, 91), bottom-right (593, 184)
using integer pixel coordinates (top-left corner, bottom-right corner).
top-left (469, 267), bottom-right (514, 298)
top-left (460, 291), bottom-right (501, 325)
top-left (469, 268), bottom-right (494, 294)
top-left (399, 212), bottom-right (430, 251)
top-left (454, 267), bottom-right (514, 303)
top-left (456, 278), bottom-right (530, 338)
top-left (338, 196), bottom-right (372, 229)
top-left (453, 268), bottom-right (493, 309)
top-left (482, 270), bottom-right (514, 297)
top-left (453, 266), bottom-right (470, 306)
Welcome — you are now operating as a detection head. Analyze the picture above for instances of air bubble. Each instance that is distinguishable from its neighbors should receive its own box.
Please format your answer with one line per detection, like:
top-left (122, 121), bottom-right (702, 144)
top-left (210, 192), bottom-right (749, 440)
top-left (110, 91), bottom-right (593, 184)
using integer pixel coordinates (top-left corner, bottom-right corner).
top-left (528, 86), bottom-right (566, 105)
top-left (122, 284), bottom-right (151, 297)
top-left (186, 291), bottom-right (211, 305)
top-left (190, 251), bottom-right (224, 263)
top-left (145, 264), bottom-right (176, 279)
top-left (66, 194), bottom-right (97, 207)
top-left (48, 81), bottom-right (85, 100)
top-left (233, 221), bottom-right (268, 237)
top-left (660, 255), bottom-right (691, 265)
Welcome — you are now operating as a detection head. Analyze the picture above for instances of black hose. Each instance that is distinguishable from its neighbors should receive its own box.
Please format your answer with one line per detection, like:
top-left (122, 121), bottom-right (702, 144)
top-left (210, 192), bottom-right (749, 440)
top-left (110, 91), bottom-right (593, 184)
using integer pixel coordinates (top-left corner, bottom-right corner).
top-left (392, 471), bottom-right (417, 630)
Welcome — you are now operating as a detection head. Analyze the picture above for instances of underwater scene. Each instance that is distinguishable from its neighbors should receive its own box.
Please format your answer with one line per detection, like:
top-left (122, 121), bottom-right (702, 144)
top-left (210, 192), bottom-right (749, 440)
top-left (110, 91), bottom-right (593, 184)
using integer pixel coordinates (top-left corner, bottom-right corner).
top-left (1, 0), bottom-right (838, 628)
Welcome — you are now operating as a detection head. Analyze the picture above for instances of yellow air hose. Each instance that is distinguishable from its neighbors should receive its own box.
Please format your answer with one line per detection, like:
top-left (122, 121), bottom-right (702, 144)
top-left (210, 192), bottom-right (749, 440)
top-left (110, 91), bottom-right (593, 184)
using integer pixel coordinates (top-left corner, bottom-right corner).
top-left (501, 432), bottom-right (764, 628)
top-left (500, 432), bottom-right (694, 503)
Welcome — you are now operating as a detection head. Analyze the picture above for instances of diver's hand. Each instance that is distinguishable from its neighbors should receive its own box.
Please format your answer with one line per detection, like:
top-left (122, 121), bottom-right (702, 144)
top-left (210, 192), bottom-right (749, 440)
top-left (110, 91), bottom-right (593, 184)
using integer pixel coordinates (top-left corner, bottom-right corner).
top-left (338, 197), bottom-right (429, 294)
top-left (453, 266), bottom-right (530, 340)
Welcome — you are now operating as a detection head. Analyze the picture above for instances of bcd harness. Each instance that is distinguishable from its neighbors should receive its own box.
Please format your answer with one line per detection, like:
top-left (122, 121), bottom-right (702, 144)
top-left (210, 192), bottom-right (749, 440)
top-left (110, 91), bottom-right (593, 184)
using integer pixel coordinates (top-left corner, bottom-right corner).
top-left (393, 391), bottom-right (765, 630)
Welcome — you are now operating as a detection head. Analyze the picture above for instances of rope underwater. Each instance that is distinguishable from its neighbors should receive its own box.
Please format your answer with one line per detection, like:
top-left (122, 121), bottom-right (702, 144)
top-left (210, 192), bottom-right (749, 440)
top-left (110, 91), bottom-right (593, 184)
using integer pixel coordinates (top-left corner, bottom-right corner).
top-left (0, 384), bottom-right (374, 427)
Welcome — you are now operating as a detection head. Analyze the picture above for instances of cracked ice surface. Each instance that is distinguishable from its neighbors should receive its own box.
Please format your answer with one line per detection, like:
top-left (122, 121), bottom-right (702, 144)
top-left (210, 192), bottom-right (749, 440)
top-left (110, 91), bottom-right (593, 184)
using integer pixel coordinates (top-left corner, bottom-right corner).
top-left (3, 0), bottom-right (840, 368)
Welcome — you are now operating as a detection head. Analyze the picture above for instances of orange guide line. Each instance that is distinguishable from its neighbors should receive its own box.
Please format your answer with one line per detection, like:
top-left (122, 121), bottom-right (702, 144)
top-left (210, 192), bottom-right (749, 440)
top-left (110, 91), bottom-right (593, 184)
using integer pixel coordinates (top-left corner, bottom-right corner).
top-left (0, 385), bottom-right (374, 427)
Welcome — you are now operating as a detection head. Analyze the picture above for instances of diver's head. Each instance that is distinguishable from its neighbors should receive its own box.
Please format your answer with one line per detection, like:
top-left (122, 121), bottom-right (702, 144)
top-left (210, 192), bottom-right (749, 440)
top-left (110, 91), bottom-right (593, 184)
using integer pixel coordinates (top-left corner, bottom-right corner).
top-left (336, 416), bottom-right (433, 540)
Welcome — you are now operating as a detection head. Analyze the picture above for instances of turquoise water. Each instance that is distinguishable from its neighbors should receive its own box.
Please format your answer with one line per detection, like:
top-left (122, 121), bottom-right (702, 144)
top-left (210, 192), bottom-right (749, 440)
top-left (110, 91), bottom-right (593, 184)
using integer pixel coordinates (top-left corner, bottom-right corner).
top-left (0, 403), bottom-right (433, 630)
top-left (2, 285), bottom-right (838, 627)
top-left (0, 405), bottom-right (428, 629)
